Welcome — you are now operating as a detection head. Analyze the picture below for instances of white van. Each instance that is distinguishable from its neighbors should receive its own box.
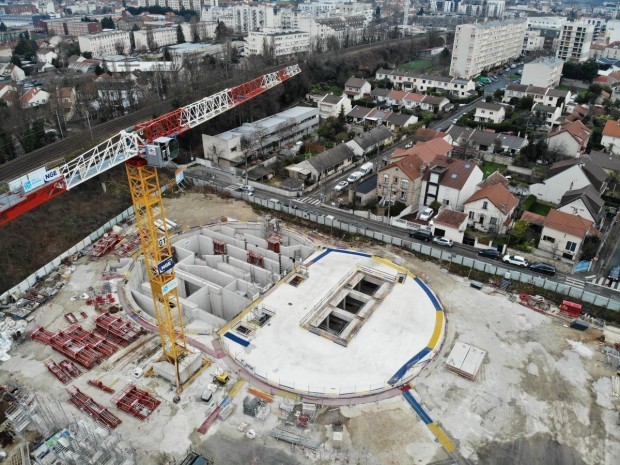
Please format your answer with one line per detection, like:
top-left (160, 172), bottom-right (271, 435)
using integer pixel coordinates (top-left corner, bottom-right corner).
top-left (358, 162), bottom-right (374, 176)
top-left (347, 171), bottom-right (363, 183)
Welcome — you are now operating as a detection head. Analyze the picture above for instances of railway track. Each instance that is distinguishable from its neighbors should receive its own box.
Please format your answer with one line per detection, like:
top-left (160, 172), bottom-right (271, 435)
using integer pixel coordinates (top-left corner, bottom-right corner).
top-left (0, 36), bottom-right (425, 183)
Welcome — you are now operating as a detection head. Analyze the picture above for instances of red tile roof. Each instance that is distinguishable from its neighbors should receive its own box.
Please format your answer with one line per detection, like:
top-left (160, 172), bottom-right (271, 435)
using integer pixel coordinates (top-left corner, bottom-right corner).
top-left (603, 120), bottom-right (620, 138)
top-left (434, 209), bottom-right (468, 228)
top-left (477, 171), bottom-right (510, 189)
top-left (464, 183), bottom-right (518, 215)
top-left (543, 209), bottom-right (594, 238)
top-left (549, 120), bottom-right (591, 148)
top-left (521, 211), bottom-right (546, 226)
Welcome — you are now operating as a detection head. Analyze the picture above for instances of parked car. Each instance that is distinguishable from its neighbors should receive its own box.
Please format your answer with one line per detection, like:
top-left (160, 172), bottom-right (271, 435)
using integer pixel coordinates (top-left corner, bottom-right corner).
top-left (334, 181), bottom-right (349, 191)
top-left (347, 171), bottom-right (363, 183)
top-left (433, 236), bottom-right (453, 247)
top-left (452, 118), bottom-right (459, 124)
top-left (409, 229), bottom-right (433, 241)
top-left (608, 265), bottom-right (620, 282)
top-left (419, 207), bottom-right (434, 221)
top-left (528, 262), bottom-right (556, 276)
top-left (478, 248), bottom-right (501, 260)
top-left (503, 254), bottom-right (529, 267)
top-left (238, 185), bottom-right (254, 193)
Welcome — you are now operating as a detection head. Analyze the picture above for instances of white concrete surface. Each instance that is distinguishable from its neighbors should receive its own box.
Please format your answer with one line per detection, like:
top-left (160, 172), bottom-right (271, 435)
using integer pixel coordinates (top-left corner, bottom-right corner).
top-left (222, 249), bottom-right (443, 396)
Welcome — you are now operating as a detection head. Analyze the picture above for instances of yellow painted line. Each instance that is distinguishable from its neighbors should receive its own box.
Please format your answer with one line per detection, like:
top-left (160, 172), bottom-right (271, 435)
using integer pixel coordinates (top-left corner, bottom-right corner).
top-left (277, 389), bottom-right (301, 401)
top-left (427, 311), bottom-right (444, 349)
top-left (217, 298), bottom-right (263, 336)
top-left (228, 379), bottom-right (246, 399)
top-left (428, 423), bottom-right (456, 453)
top-left (370, 256), bottom-right (410, 274)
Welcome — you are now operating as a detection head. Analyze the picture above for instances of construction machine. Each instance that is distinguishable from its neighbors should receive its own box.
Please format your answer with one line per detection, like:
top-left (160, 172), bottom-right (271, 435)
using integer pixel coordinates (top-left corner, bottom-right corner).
top-left (0, 65), bottom-right (302, 393)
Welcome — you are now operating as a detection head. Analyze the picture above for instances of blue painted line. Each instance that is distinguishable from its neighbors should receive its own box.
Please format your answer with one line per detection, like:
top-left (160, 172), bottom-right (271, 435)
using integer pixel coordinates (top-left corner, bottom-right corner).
top-left (403, 391), bottom-right (433, 425)
top-left (309, 248), bottom-right (333, 264)
top-left (331, 249), bottom-right (371, 258)
top-left (414, 277), bottom-right (442, 311)
top-left (224, 332), bottom-right (250, 347)
top-left (388, 347), bottom-right (432, 385)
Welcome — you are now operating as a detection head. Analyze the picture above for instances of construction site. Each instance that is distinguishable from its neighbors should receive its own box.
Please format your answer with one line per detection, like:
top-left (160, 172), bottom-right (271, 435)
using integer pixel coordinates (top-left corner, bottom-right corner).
top-left (0, 65), bottom-right (618, 465)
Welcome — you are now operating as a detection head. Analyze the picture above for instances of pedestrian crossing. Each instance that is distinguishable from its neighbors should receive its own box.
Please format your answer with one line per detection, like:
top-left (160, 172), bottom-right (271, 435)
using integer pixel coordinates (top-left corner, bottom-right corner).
top-left (298, 196), bottom-right (322, 205)
top-left (589, 277), bottom-right (620, 290)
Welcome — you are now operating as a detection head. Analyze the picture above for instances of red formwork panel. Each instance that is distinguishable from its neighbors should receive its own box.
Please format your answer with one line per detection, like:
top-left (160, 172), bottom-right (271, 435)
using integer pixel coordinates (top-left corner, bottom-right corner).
top-left (113, 385), bottom-right (161, 420)
top-left (89, 232), bottom-right (122, 258)
top-left (44, 359), bottom-right (72, 385)
top-left (94, 312), bottom-right (143, 346)
top-left (59, 359), bottom-right (82, 379)
top-left (67, 386), bottom-right (122, 429)
top-left (88, 380), bottom-right (115, 394)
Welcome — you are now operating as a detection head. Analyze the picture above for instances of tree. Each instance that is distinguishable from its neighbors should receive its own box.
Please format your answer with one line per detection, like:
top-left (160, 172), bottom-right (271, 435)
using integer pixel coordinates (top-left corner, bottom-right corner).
top-left (508, 219), bottom-right (530, 246)
top-left (10, 54), bottom-right (22, 67)
top-left (82, 51), bottom-right (93, 59)
top-left (114, 40), bottom-right (125, 55)
top-left (176, 24), bottom-right (185, 44)
top-left (215, 21), bottom-right (229, 43)
top-left (163, 47), bottom-right (172, 61)
top-left (0, 22), bottom-right (7, 32)
top-left (516, 95), bottom-right (534, 111)
top-left (101, 16), bottom-right (115, 29)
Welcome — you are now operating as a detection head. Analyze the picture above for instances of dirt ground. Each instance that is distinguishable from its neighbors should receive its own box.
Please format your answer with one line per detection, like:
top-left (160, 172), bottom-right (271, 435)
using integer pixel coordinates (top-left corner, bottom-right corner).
top-left (1, 192), bottom-right (618, 465)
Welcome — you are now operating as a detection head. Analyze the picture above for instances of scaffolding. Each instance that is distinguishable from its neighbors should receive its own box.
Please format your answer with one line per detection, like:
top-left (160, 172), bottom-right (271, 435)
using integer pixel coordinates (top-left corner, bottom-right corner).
top-left (112, 384), bottom-right (161, 420)
top-left (66, 386), bottom-right (122, 429)
top-left (94, 311), bottom-right (144, 346)
top-left (89, 232), bottom-right (122, 258)
top-left (268, 427), bottom-right (321, 450)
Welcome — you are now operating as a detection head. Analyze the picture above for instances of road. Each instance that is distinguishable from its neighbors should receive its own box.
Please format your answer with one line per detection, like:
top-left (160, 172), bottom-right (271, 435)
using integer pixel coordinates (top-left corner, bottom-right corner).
top-left (190, 168), bottom-right (620, 304)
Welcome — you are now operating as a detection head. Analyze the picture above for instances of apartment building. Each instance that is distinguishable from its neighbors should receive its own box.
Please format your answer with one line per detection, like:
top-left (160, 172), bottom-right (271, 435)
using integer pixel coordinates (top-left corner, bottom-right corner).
top-left (245, 30), bottom-right (310, 60)
top-left (138, 0), bottom-right (212, 10)
top-left (520, 57), bottom-right (564, 88)
top-left (449, 20), bottom-right (526, 79)
top-left (202, 106), bottom-right (319, 166)
top-left (66, 21), bottom-right (102, 37)
top-left (134, 27), bottom-right (178, 51)
top-left (556, 22), bottom-right (593, 62)
top-left (78, 31), bottom-right (132, 58)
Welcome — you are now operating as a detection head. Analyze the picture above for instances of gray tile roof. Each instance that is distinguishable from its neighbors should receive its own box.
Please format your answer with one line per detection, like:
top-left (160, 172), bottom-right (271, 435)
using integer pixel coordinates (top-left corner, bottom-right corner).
top-left (588, 150), bottom-right (620, 172)
top-left (548, 155), bottom-right (609, 191)
top-left (356, 173), bottom-right (377, 194)
top-left (321, 94), bottom-right (344, 104)
top-left (559, 184), bottom-right (604, 221)
top-left (352, 126), bottom-right (393, 150)
top-left (307, 144), bottom-right (355, 172)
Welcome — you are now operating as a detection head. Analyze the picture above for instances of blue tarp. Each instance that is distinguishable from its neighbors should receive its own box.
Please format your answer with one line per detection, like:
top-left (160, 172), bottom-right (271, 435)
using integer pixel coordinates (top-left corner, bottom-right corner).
top-left (224, 332), bottom-right (250, 347)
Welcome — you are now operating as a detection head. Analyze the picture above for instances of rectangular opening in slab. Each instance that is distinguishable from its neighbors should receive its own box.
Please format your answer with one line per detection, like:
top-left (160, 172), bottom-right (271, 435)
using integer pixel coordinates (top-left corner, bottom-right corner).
top-left (234, 323), bottom-right (254, 336)
top-left (336, 295), bottom-right (365, 314)
top-left (318, 313), bottom-right (350, 335)
top-left (356, 278), bottom-right (381, 296)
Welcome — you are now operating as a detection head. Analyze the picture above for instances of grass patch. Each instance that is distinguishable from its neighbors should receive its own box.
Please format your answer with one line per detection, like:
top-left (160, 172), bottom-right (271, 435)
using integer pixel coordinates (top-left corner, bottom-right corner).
top-left (482, 161), bottom-right (507, 177)
top-left (528, 201), bottom-right (553, 216)
top-left (398, 59), bottom-right (433, 72)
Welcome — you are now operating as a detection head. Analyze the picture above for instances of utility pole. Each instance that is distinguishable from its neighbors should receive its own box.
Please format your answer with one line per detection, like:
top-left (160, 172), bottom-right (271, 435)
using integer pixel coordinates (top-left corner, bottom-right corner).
top-left (55, 109), bottom-right (64, 139)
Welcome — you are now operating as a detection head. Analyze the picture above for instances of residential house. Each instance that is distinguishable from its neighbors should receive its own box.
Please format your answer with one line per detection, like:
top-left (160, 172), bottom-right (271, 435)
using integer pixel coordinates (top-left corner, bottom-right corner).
top-left (0, 63), bottom-right (25, 82)
top-left (601, 120), bottom-right (620, 155)
top-left (375, 69), bottom-right (476, 97)
top-left (20, 88), bottom-right (50, 108)
top-left (386, 90), bottom-right (408, 107)
top-left (420, 157), bottom-right (484, 210)
top-left (529, 156), bottom-right (608, 203)
top-left (402, 92), bottom-right (425, 110)
top-left (286, 143), bottom-right (355, 182)
top-left (0, 83), bottom-right (17, 106)
top-left (67, 56), bottom-right (101, 73)
top-left (420, 95), bottom-right (450, 113)
top-left (447, 126), bottom-right (528, 155)
top-left (370, 87), bottom-right (390, 103)
top-left (532, 103), bottom-right (562, 128)
top-left (588, 150), bottom-right (620, 175)
top-left (318, 94), bottom-right (352, 119)
top-left (346, 105), bottom-right (373, 124)
top-left (538, 209), bottom-right (596, 261)
top-left (354, 174), bottom-right (378, 206)
top-left (502, 83), bottom-right (571, 111)
top-left (557, 184), bottom-right (604, 224)
top-left (363, 108), bottom-right (393, 126)
top-left (477, 170), bottom-right (510, 190)
top-left (343, 77), bottom-right (371, 100)
top-left (55, 87), bottom-right (77, 120)
top-left (377, 138), bottom-right (453, 207)
top-left (385, 113), bottom-right (418, 130)
top-left (346, 126), bottom-right (393, 157)
top-left (464, 183), bottom-right (519, 234)
top-left (431, 209), bottom-right (468, 244)
top-left (36, 48), bottom-right (57, 64)
top-left (547, 120), bottom-right (591, 158)
top-left (474, 103), bottom-right (506, 124)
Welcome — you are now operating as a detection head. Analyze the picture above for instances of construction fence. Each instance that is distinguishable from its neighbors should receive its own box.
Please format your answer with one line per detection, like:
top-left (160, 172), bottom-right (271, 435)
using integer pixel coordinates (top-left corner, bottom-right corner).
top-left (249, 196), bottom-right (620, 313)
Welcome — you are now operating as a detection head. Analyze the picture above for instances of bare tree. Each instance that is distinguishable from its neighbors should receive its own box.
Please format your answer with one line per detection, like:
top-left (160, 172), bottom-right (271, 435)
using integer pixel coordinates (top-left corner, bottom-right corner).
top-left (114, 40), bottom-right (125, 55)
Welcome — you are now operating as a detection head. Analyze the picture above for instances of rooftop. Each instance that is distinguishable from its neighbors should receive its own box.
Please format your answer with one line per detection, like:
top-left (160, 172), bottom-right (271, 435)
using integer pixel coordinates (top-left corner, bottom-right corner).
top-left (543, 209), bottom-right (594, 238)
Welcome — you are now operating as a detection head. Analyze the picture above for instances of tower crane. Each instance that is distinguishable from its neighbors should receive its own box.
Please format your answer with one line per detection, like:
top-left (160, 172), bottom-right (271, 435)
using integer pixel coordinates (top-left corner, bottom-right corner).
top-left (0, 65), bottom-right (302, 392)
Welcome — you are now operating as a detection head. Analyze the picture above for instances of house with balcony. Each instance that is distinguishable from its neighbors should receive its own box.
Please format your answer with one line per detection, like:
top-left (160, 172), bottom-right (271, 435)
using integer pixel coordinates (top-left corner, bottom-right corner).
top-left (343, 77), bottom-right (371, 100)
top-left (464, 183), bottom-right (519, 234)
top-left (318, 94), bottom-right (352, 119)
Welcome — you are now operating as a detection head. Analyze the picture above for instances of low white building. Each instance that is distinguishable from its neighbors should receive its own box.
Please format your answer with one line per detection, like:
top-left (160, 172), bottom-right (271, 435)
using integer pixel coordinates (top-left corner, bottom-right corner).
top-left (345, 126), bottom-right (393, 157)
top-left (474, 103), bottom-right (506, 124)
top-left (343, 77), bottom-right (371, 100)
top-left (464, 183), bottom-right (518, 235)
top-left (431, 209), bottom-right (468, 244)
top-left (375, 69), bottom-right (476, 98)
top-left (318, 94), bottom-right (352, 119)
top-left (78, 31), bottom-right (132, 58)
top-left (547, 120), bottom-right (591, 158)
top-left (601, 120), bottom-right (620, 155)
top-left (244, 30), bottom-right (310, 60)
top-left (520, 57), bottom-right (564, 88)
top-left (202, 106), bottom-right (319, 166)
top-left (538, 209), bottom-right (595, 261)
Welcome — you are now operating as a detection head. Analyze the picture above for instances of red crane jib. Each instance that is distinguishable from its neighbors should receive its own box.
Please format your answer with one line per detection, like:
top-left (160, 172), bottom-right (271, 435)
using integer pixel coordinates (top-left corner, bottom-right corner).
top-left (0, 179), bottom-right (67, 227)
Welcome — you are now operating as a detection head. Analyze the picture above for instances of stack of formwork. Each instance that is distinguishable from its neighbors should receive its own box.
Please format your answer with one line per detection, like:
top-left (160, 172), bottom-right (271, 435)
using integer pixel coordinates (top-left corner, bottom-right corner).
top-left (89, 232), bottom-right (122, 258)
top-left (112, 385), bottom-right (161, 420)
top-left (114, 234), bottom-right (140, 256)
top-left (66, 386), bottom-right (122, 429)
top-left (31, 325), bottom-right (118, 369)
top-left (94, 312), bottom-right (143, 346)
top-left (87, 380), bottom-right (115, 393)
top-left (44, 359), bottom-right (82, 384)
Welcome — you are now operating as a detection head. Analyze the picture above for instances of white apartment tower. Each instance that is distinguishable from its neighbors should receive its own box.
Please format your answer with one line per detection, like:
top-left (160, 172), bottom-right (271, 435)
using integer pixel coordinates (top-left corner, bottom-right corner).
top-left (449, 19), bottom-right (526, 79)
top-left (556, 22), bottom-right (594, 62)
top-left (78, 31), bottom-right (132, 58)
